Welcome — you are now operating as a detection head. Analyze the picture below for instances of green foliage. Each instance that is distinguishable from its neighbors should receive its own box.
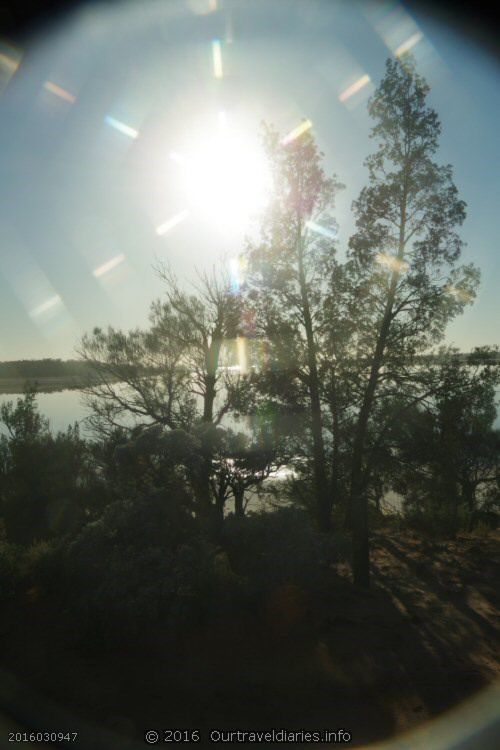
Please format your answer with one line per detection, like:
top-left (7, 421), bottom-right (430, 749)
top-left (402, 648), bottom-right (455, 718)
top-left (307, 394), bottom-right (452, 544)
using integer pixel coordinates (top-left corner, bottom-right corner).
top-left (0, 391), bottom-right (96, 545)
top-left (20, 539), bottom-right (63, 594)
top-left (222, 508), bottom-right (349, 597)
top-left (62, 489), bottom-right (218, 647)
top-left (79, 265), bottom-right (246, 438)
top-left (245, 123), bottom-right (344, 530)
top-left (45, 495), bottom-right (350, 650)
top-left (333, 57), bottom-right (482, 584)
top-left (0, 540), bottom-right (22, 600)
top-left (383, 351), bottom-right (500, 535)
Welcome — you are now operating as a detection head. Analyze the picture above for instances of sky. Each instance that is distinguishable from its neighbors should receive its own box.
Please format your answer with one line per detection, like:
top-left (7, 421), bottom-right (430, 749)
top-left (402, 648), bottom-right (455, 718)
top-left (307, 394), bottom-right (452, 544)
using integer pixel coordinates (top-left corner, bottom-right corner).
top-left (0, 0), bottom-right (498, 360)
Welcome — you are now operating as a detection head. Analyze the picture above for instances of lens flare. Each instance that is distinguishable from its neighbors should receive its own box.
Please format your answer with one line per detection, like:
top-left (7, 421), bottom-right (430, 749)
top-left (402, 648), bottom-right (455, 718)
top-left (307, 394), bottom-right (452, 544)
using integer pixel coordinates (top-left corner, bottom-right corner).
top-left (375, 252), bottom-right (409, 274)
top-left (156, 210), bottom-right (189, 236)
top-left (43, 81), bottom-right (76, 104)
top-left (104, 115), bottom-right (139, 139)
top-left (395, 31), bottom-right (423, 58)
top-left (212, 39), bottom-right (223, 79)
top-left (0, 44), bottom-right (22, 91)
top-left (229, 258), bottom-right (240, 293)
top-left (306, 220), bottom-right (337, 239)
top-left (30, 294), bottom-right (62, 318)
top-left (93, 253), bottom-right (125, 278)
top-left (236, 336), bottom-right (247, 374)
top-left (281, 119), bottom-right (313, 146)
top-left (444, 284), bottom-right (474, 303)
top-left (339, 74), bottom-right (370, 103)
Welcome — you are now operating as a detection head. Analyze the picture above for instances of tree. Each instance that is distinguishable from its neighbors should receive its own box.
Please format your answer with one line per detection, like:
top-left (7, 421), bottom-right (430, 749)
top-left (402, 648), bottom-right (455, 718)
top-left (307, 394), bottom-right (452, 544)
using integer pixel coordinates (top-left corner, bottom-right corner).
top-left (344, 57), bottom-right (479, 586)
top-left (79, 265), bottom-right (251, 518)
top-left (79, 321), bottom-right (195, 436)
top-left (210, 410), bottom-right (290, 520)
top-left (385, 349), bottom-right (500, 533)
top-left (245, 122), bottom-right (343, 531)
top-left (0, 390), bottom-right (91, 544)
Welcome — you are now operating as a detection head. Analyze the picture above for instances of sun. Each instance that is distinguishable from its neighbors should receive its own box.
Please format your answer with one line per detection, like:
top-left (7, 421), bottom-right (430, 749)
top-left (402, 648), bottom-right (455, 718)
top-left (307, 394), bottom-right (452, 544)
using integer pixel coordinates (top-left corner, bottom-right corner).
top-left (172, 116), bottom-right (271, 233)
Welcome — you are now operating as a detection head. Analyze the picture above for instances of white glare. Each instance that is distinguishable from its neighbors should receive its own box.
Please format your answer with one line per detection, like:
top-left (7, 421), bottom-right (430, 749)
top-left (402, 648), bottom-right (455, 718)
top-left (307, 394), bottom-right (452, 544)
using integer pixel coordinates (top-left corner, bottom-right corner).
top-left (180, 130), bottom-right (271, 232)
top-left (169, 150), bottom-right (185, 163)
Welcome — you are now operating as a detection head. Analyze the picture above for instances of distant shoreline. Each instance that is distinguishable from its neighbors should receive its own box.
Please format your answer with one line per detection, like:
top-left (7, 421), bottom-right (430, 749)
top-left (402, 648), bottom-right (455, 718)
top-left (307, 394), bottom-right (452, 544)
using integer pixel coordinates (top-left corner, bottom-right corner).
top-left (0, 350), bottom-right (498, 395)
top-left (0, 376), bottom-right (96, 394)
top-left (0, 359), bottom-right (126, 395)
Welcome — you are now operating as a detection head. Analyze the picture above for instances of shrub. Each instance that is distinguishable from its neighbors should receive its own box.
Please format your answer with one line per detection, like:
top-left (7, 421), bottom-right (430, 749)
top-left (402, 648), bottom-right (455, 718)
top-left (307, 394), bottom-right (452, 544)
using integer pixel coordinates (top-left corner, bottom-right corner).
top-left (20, 539), bottom-right (64, 595)
top-left (0, 541), bottom-right (22, 600)
top-left (62, 489), bottom-right (219, 648)
top-left (0, 393), bottom-right (92, 545)
top-left (221, 507), bottom-right (349, 599)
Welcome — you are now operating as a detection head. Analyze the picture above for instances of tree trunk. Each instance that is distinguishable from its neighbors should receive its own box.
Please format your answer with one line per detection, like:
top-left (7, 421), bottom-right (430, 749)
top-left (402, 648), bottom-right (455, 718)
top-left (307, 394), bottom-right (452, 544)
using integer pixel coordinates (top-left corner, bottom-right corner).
top-left (462, 479), bottom-right (477, 531)
top-left (349, 389), bottom-right (376, 587)
top-left (330, 378), bottom-right (342, 512)
top-left (234, 485), bottom-right (245, 518)
top-left (349, 236), bottom-right (407, 585)
top-left (203, 374), bottom-right (216, 423)
top-left (297, 231), bottom-right (331, 532)
top-left (200, 346), bottom-right (220, 517)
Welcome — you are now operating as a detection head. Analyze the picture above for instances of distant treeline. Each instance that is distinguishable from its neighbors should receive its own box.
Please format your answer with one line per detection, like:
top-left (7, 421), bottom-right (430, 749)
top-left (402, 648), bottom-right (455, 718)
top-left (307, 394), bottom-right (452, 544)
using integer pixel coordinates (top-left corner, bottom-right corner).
top-left (417, 350), bottom-right (500, 365)
top-left (0, 351), bottom-right (498, 381)
top-left (0, 358), bottom-right (157, 382)
top-left (0, 359), bottom-right (94, 379)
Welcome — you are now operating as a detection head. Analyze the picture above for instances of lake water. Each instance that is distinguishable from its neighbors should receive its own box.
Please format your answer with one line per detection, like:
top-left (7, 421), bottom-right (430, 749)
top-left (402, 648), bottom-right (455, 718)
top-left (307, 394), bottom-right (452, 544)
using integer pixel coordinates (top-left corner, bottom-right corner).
top-left (2, 386), bottom-right (497, 517)
top-left (0, 389), bottom-right (90, 434)
top-left (2, 386), bottom-right (499, 435)
top-left (0, 385), bottom-right (497, 512)
top-left (0, 387), bottom-right (297, 513)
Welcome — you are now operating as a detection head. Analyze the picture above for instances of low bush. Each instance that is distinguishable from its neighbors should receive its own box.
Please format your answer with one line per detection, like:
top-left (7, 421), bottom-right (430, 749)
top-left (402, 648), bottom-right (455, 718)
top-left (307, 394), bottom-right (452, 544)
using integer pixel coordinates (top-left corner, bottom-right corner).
top-left (0, 540), bottom-right (22, 600)
top-left (62, 489), bottom-right (219, 648)
top-left (20, 539), bottom-right (64, 595)
top-left (222, 507), bottom-right (349, 598)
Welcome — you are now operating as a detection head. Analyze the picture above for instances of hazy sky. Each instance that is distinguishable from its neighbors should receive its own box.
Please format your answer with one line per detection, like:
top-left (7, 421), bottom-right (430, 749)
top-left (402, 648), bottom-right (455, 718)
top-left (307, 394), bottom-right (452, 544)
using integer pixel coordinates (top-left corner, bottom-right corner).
top-left (0, 0), bottom-right (498, 360)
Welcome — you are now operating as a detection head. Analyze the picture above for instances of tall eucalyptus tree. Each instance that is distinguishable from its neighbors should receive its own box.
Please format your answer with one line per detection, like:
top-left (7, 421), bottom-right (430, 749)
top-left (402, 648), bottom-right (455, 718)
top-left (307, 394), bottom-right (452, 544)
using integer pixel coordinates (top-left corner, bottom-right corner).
top-left (345, 57), bottom-right (479, 586)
